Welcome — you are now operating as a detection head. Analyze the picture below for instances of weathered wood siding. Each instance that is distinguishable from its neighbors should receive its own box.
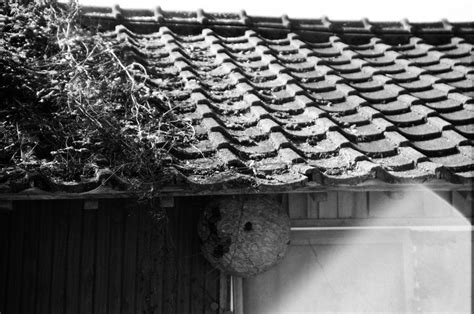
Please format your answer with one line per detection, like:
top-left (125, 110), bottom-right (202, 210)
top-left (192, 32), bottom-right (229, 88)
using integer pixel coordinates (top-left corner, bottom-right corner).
top-left (0, 197), bottom-right (229, 314)
top-left (287, 190), bottom-right (472, 226)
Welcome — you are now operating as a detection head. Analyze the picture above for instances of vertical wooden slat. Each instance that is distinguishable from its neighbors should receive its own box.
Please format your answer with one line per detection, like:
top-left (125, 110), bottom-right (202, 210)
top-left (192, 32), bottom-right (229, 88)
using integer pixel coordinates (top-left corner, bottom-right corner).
top-left (197, 197), bottom-right (221, 313)
top-left (453, 191), bottom-right (472, 217)
top-left (176, 200), bottom-right (187, 314)
top-left (65, 200), bottom-right (83, 314)
top-left (94, 201), bottom-right (111, 314)
top-left (135, 206), bottom-right (149, 314)
top-left (0, 196), bottom-right (226, 314)
top-left (191, 204), bottom-right (205, 314)
top-left (50, 200), bottom-right (69, 313)
top-left (152, 207), bottom-right (165, 314)
top-left (175, 202), bottom-right (184, 313)
top-left (319, 192), bottom-right (338, 218)
top-left (232, 277), bottom-right (244, 314)
top-left (435, 191), bottom-right (452, 206)
top-left (337, 191), bottom-right (354, 218)
top-left (107, 199), bottom-right (124, 314)
top-left (169, 201), bottom-right (180, 314)
top-left (288, 193), bottom-right (307, 219)
top-left (183, 200), bottom-right (193, 314)
top-left (79, 200), bottom-right (96, 314)
top-left (121, 201), bottom-right (138, 314)
top-left (136, 203), bottom-right (168, 314)
top-left (354, 192), bottom-right (369, 218)
top-left (280, 193), bottom-right (289, 214)
top-left (203, 262), bottom-right (212, 314)
top-left (21, 201), bottom-right (41, 314)
top-left (306, 194), bottom-right (319, 218)
top-left (206, 260), bottom-right (220, 313)
top-left (6, 201), bottom-right (25, 314)
top-left (0, 209), bottom-right (12, 313)
top-left (164, 204), bottom-right (178, 313)
top-left (164, 196), bottom-right (223, 314)
top-left (36, 201), bottom-right (54, 314)
top-left (338, 192), bottom-right (369, 218)
top-left (368, 191), bottom-right (384, 218)
top-left (218, 273), bottom-right (230, 313)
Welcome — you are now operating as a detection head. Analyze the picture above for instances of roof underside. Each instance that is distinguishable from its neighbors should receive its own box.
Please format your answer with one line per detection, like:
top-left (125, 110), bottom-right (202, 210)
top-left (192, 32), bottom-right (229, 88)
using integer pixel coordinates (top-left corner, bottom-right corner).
top-left (1, 5), bottom-right (474, 195)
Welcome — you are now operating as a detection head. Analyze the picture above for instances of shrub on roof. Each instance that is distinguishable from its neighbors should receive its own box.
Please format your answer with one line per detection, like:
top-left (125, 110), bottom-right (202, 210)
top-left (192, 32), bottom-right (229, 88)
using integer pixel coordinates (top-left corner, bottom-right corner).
top-left (0, 0), bottom-right (193, 193)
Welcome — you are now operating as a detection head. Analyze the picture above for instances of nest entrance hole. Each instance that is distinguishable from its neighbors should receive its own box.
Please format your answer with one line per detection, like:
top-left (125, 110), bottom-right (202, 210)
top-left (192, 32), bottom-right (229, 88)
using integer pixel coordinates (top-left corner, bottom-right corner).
top-left (244, 221), bottom-right (253, 232)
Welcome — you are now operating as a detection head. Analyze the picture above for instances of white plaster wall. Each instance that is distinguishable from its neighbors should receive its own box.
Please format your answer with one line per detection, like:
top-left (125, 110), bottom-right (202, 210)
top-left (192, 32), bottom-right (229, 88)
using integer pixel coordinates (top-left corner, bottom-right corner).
top-left (243, 191), bottom-right (472, 313)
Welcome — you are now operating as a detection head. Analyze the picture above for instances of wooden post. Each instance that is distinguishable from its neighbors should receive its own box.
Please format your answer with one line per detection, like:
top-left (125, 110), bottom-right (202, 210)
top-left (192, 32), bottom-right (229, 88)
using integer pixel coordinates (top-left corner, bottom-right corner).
top-left (219, 273), bottom-right (230, 313)
top-left (232, 276), bottom-right (244, 314)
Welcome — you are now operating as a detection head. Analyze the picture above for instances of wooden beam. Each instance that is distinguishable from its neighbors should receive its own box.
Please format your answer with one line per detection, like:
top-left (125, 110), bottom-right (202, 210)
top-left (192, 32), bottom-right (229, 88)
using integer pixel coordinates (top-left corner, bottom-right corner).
top-left (232, 276), bottom-right (243, 314)
top-left (159, 181), bottom-right (473, 194)
top-left (0, 191), bottom-right (134, 200)
top-left (291, 217), bottom-right (473, 228)
top-left (0, 182), bottom-right (471, 200)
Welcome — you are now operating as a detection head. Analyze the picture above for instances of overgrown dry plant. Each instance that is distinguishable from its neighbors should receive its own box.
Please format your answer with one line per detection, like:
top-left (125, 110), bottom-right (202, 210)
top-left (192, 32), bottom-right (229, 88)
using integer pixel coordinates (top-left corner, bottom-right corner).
top-left (0, 0), bottom-right (195, 196)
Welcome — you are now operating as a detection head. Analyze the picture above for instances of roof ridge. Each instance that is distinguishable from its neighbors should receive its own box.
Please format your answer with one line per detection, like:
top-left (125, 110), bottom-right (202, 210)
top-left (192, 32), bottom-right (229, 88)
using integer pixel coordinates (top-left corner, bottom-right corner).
top-left (76, 4), bottom-right (474, 37)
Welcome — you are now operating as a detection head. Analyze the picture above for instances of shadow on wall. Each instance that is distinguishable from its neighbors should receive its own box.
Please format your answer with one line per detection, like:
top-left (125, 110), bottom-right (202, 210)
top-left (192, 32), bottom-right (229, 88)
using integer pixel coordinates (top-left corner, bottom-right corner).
top-left (243, 186), bottom-right (472, 313)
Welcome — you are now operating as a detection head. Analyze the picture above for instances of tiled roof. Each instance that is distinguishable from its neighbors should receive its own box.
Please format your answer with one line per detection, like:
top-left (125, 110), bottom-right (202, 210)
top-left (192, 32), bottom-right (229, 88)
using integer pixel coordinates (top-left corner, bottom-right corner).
top-left (2, 6), bottom-right (474, 194)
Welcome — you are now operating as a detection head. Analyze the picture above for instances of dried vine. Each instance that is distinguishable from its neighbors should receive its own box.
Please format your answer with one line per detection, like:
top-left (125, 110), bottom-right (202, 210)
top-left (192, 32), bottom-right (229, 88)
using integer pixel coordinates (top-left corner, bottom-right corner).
top-left (0, 1), bottom-right (195, 197)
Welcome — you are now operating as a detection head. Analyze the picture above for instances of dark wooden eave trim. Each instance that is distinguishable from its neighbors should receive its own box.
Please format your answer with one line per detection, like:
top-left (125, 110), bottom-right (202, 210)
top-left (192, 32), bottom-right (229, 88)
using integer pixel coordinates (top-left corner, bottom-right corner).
top-left (0, 181), bottom-right (471, 200)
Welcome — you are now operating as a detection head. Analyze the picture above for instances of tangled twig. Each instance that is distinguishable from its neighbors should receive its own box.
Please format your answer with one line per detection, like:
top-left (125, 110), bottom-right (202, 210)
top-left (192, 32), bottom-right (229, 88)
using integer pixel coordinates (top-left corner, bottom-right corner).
top-left (0, 0), bottom-right (196, 198)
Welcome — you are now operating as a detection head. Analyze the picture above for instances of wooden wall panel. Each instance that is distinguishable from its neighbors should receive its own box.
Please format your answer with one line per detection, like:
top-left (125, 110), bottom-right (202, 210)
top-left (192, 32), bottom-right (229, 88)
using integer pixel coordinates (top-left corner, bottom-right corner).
top-left (289, 190), bottom-right (472, 227)
top-left (318, 192), bottom-right (338, 219)
top-left (94, 201), bottom-right (110, 314)
top-left (50, 201), bottom-right (69, 313)
top-left (6, 201), bottom-right (25, 314)
top-left (353, 192), bottom-right (369, 218)
top-left (0, 191), bottom-right (470, 313)
top-left (453, 191), bottom-right (473, 218)
top-left (65, 200), bottom-right (82, 314)
top-left (288, 193), bottom-right (307, 218)
top-left (21, 201), bottom-right (40, 314)
top-left (108, 201), bottom-right (124, 314)
top-left (336, 191), bottom-right (367, 218)
top-left (79, 204), bottom-right (96, 314)
top-left (0, 208), bottom-right (11, 314)
top-left (0, 197), bottom-right (225, 314)
top-left (35, 202), bottom-right (54, 314)
top-left (122, 203), bottom-right (138, 314)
